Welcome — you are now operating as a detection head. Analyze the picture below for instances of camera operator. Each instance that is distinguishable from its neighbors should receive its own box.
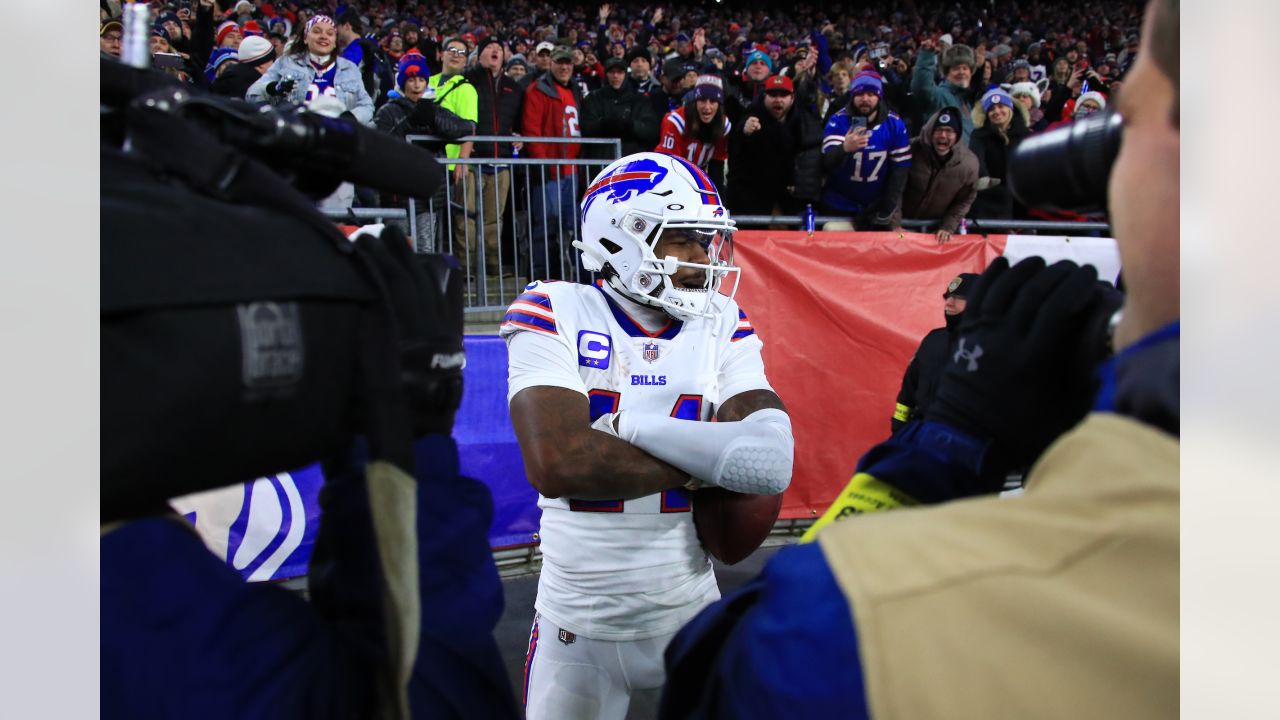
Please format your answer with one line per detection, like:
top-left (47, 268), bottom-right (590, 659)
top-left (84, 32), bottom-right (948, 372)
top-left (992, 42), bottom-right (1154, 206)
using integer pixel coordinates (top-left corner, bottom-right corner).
top-left (660, 0), bottom-right (1179, 717)
top-left (101, 56), bottom-right (516, 719)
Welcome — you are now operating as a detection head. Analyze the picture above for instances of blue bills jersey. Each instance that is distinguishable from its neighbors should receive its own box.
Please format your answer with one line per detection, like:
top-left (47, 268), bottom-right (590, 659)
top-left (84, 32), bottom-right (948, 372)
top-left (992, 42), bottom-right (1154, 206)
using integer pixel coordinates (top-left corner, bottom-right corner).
top-left (821, 108), bottom-right (912, 214)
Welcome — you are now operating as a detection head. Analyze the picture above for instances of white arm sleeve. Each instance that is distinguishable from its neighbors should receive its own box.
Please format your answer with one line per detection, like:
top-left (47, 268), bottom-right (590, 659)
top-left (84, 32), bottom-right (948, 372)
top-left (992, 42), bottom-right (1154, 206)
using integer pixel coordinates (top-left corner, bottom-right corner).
top-left (505, 330), bottom-right (586, 402)
top-left (615, 408), bottom-right (794, 495)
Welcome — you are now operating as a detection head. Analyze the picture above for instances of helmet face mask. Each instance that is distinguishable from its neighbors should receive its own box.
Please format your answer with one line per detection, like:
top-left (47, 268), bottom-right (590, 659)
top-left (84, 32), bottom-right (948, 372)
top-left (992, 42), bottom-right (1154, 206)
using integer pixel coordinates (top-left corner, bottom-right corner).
top-left (576, 152), bottom-right (739, 321)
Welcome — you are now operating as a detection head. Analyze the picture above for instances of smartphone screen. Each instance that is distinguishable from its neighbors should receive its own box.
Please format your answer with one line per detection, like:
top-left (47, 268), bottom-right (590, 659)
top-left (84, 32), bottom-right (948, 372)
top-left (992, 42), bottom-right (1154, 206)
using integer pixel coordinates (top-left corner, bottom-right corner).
top-left (152, 52), bottom-right (186, 69)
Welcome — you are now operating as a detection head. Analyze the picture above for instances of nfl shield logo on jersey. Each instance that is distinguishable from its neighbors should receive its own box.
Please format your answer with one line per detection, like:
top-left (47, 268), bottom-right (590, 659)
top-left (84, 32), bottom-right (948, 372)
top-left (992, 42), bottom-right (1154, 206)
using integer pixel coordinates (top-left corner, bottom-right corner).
top-left (642, 341), bottom-right (660, 363)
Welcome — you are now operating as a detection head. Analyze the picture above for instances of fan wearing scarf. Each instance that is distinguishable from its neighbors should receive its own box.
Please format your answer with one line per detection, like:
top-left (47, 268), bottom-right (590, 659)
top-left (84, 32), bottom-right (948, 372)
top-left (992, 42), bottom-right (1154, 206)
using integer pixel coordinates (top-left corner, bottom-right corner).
top-left (247, 15), bottom-right (374, 125)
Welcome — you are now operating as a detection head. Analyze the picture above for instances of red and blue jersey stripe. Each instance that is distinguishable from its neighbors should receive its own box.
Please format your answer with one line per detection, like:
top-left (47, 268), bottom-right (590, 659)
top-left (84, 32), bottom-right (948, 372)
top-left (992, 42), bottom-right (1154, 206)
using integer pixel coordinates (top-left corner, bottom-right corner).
top-left (503, 290), bottom-right (557, 336)
top-left (595, 285), bottom-right (682, 339)
top-left (732, 307), bottom-right (755, 342)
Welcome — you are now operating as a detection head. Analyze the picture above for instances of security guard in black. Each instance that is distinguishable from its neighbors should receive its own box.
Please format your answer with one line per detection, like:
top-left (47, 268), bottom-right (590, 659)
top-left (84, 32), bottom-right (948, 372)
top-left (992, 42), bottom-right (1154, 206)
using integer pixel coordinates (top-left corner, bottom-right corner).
top-left (891, 273), bottom-right (979, 432)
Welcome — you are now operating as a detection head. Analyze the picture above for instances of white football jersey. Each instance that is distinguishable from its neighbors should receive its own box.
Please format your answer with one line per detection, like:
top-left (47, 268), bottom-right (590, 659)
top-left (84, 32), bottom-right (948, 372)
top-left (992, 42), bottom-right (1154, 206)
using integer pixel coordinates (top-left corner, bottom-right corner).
top-left (502, 280), bottom-right (774, 641)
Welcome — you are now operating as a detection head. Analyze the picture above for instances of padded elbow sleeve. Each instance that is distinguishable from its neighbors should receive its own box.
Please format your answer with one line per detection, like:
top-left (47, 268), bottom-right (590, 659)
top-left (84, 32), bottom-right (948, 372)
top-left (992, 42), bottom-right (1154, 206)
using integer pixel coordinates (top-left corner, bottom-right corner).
top-left (618, 408), bottom-right (794, 495)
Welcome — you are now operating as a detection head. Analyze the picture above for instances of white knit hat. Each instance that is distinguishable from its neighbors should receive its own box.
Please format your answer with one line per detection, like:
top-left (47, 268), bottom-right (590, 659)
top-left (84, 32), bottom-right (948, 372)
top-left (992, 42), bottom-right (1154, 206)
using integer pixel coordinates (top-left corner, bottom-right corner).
top-left (237, 35), bottom-right (274, 64)
top-left (1075, 90), bottom-right (1107, 116)
top-left (1006, 81), bottom-right (1042, 108)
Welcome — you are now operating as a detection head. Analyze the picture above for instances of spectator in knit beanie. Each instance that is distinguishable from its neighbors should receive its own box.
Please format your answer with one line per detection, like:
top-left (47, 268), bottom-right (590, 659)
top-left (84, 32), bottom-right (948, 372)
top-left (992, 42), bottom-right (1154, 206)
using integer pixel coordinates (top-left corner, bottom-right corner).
top-left (893, 106), bottom-right (978, 242)
top-left (215, 20), bottom-right (243, 50)
top-left (212, 34), bottom-right (276, 99)
top-left (625, 46), bottom-right (658, 95)
top-left (204, 47), bottom-right (238, 83)
top-left (820, 70), bottom-right (912, 230)
top-left (505, 54), bottom-right (531, 82)
top-left (911, 36), bottom-right (976, 143)
top-left (1073, 90), bottom-right (1107, 118)
top-left (726, 49), bottom-right (773, 127)
top-left (373, 51), bottom-right (475, 254)
top-left (1008, 59), bottom-right (1033, 84)
top-left (1006, 80), bottom-right (1049, 132)
top-left (968, 87), bottom-right (1030, 219)
top-left (655, 73), bottom-right (730, 186)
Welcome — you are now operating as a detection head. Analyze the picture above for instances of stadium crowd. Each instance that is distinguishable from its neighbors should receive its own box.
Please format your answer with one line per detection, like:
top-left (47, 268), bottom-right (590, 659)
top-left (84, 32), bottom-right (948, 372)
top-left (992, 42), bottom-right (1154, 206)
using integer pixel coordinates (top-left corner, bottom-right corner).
top-left (101, 0), bottom-right (1141, 240)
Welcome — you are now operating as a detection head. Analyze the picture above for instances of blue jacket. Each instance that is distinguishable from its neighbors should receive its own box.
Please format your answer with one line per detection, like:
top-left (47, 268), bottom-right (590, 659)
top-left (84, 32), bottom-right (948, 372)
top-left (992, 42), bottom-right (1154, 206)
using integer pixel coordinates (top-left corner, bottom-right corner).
top-left (659, 323), bottom-right (1180, 719)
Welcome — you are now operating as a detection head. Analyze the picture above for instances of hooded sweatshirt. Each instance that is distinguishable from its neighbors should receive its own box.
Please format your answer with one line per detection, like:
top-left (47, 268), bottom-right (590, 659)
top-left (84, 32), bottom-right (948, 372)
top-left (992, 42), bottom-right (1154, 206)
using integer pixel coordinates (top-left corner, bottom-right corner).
top-left (892, 107), bottom-right (979, 233)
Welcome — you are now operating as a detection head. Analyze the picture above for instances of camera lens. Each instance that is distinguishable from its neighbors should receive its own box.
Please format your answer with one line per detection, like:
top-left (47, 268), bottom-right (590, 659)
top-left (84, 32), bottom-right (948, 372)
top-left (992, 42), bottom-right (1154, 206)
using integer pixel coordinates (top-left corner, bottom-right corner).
top-left (1007, 108), bottom-right (1123, 213)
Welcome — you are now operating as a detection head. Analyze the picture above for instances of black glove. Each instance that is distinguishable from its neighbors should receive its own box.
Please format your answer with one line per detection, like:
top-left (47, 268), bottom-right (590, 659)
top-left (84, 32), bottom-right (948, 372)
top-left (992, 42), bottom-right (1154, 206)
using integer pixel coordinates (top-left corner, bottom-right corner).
top-left (266, 78), bottom-right (296, 97)
top-left (409, 97), bottom-right (438, 124)
top-left (926, 257), bottom-right (1110, 484)
top-left (354, 224), bottom-right (465, 437)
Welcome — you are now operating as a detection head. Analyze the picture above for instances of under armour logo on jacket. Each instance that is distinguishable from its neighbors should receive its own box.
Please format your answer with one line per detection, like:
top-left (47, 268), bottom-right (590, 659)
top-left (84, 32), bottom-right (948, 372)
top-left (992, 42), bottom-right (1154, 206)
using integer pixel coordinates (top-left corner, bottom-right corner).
top-left (954, 337), bottom-right (983, 371)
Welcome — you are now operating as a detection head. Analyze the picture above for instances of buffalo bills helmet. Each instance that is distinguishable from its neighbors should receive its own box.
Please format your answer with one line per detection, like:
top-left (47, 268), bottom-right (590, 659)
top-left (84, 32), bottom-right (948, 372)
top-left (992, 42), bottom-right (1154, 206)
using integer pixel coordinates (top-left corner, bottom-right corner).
top-left (575, 152), bottom-right (738, 321)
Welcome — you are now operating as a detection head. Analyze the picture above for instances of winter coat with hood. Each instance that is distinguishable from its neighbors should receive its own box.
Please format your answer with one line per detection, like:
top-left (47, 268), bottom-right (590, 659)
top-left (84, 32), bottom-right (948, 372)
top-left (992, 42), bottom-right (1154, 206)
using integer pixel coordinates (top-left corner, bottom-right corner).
top-left (910, 48), bottom-right (975, 144)
top-left (891, 107), bottom-right (979, 234)
top-left (967, 100), bottom-right (1032, 220)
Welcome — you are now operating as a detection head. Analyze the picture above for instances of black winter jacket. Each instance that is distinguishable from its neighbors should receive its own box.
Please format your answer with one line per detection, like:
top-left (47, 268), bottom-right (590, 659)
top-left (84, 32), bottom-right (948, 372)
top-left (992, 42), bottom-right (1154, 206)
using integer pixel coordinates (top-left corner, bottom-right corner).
top-left (892, 319), bottom-right (960, 431)
top-left (726, 100), bottom-right (824, 214)
top-left (464, 67), bottom-right (525, 160)
top-left (373, 96), bottom-right (476, 149)
top-left (210, 62), bottom-right (262, 100)
top-left (580, 83), bottom-right (661, 159)
top-left (967, 102), bottom-right (1032, 220)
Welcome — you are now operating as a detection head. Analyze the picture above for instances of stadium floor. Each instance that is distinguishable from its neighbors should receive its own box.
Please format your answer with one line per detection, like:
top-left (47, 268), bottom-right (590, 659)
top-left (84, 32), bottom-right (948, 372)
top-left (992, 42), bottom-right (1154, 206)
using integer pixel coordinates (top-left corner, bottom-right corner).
top-left (497, 543), bottom-right (787, 719)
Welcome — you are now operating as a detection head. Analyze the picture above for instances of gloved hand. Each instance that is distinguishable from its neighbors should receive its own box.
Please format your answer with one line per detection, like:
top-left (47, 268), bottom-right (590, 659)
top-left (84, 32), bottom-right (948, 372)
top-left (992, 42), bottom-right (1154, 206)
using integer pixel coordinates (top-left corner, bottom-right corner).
top-left (926, 257), bottom-right (1110, 483)
top-left (410, 97), bottom-right (438, 124)
top-left (353, 224), bottom-right (465, 437)
top-left (266, 77), bottom-right (296, 97)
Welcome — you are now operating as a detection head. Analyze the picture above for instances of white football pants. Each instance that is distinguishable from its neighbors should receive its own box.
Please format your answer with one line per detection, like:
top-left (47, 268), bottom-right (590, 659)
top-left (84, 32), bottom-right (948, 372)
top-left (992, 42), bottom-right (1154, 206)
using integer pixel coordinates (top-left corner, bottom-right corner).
top-left (522, 613), bottom-right (676, 720)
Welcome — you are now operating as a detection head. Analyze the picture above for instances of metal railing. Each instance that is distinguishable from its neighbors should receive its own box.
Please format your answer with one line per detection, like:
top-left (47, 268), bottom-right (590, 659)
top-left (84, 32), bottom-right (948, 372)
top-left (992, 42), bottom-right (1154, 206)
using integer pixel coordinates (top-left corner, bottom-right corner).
top-left (732, 215), bottom-right (1112, 234)
top-left (401, 135), bottom-right (623, 315)
top-left (318, 207), bottom-right (409, 223)
top-left (318, 133), bottom-right (1110, 316)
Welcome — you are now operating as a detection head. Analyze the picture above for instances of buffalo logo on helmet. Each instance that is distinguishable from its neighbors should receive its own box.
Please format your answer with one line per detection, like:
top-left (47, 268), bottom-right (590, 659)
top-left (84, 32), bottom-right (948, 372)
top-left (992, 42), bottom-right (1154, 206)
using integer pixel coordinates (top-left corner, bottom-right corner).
top-left (581, 157), bottom-right (670, 221)
top-left (712, 206), bottom-right (725, 218)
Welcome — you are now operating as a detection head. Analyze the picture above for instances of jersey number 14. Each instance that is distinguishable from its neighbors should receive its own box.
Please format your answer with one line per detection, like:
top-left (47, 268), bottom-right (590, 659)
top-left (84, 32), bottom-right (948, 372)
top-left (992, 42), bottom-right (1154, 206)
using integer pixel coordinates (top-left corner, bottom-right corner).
top-left (567, 391), bottom-right (703, 513)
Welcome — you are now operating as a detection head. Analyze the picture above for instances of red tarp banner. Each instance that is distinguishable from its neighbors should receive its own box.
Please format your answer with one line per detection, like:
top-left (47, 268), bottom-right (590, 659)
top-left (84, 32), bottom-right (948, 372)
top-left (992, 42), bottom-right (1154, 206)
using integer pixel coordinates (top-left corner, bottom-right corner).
top-left (728, 231), bottom-right (1008, 520)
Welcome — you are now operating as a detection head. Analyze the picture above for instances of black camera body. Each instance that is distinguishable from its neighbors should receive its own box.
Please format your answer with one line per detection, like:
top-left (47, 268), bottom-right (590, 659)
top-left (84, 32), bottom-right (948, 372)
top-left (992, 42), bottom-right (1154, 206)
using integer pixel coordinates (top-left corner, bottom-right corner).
top-left (101, 59), bottom-right (457, 521)
top-left (1007, 109), bottom-right (1123, 213)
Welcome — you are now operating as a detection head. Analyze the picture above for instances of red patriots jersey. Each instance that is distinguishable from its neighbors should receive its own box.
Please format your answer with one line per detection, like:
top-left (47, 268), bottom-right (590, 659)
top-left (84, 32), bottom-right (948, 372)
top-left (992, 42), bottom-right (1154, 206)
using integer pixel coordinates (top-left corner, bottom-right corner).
top-left (655, 106), bottom-right (731, 169)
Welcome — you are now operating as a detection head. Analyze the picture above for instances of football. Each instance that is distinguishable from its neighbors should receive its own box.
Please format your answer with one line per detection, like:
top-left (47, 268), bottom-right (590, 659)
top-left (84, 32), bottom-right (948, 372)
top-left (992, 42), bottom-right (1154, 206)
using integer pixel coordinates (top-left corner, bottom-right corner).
top-left (692, 487), bottom-right (783, 565)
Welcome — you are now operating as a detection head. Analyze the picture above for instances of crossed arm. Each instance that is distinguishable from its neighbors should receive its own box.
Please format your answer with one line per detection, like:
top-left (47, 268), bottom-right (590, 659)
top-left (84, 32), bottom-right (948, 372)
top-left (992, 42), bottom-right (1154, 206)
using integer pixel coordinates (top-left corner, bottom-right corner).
top-left (510, 387), bottom-right (786, 500)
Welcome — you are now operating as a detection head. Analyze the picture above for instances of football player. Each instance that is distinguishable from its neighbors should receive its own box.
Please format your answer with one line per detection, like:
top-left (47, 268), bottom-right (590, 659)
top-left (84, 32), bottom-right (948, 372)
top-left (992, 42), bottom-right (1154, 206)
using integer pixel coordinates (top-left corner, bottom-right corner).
top-left (820, 70), bottom-right (912, 229)
top-left (502, 151), bottom-right (793, 719)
